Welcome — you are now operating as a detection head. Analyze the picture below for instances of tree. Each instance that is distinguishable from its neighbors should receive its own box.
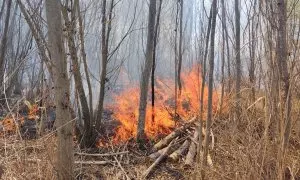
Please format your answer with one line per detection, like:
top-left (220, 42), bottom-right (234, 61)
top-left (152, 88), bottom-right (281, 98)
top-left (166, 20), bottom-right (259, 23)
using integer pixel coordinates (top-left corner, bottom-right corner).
top-left (45, 0), bottom-right (73, 178)
top-left (137, 0), bottom-right (157, 143)
top-left (151, 0), bottom-right (163, 122)
top-left (198, 2), bottom-right (213, 162)
top-left (177, 0), bottom-right (184, 95)
top-left (62, 0), bottom-right (93, 148)
top-left (0, 0), bottom-right (12, 97)
top-left (95, 0), bottom-right (114, 131)
top-left (235, 0), bottom-right (241, 119)
top-left (203, 0), bottom-right (217, 167)
top-left (276, 0), bottom-right (292, 179)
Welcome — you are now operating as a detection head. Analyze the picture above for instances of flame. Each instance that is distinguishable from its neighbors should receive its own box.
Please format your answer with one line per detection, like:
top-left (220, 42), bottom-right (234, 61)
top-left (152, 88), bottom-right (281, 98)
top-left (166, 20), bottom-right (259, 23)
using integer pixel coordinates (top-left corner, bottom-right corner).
top-left (0, 102), bottom-right (39, 135)
top-left (108, 65), bottom-right (222, 144)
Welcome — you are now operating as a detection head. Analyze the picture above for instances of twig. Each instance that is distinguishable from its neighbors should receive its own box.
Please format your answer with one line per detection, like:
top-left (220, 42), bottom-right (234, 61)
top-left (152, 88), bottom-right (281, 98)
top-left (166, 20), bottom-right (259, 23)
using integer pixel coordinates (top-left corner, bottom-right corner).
top-left (113, 156), bottom-right (131, 180)
top-left (74, 160), bottom-right (110, 165)
top-left (142, 138), bottom-right (176, 179)
top-left (75, 151), bottom-right (129, 157)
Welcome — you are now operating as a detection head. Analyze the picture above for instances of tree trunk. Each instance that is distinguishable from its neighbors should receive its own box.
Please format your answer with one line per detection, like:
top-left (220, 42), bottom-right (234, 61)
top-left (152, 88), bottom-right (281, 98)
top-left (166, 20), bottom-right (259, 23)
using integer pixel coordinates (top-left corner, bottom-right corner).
top-left (62, 3), bottom-right (93, 148)
top-left (137, 0), bottom-right (156, 143)
top-left (220, 0), bottom-right (226, 114)
top-left (249, 0), bottom-right (257, 103)
top-left (174, 1), bottom-right (179, 117)
top-left (177, 0), bottom-right (183, 95)
top-left (151, 0), bottom-right (163, 123)
top-left (0, 0), bottom-right (12, 96)
top-left (17, 0), bottom-right (54, 80)
top-left (276, 0), bottom-right (291, 179)
top-left (203, 0), bottom-right (217, 167)
top-left (235, 0), bottom-right (241, 120)
top-left (76, 0), bottom-right (93, 115)
top-left (96, 0), bottom-right (113, 131)
top-left (45, 0), bottom-right (74, 178)
top-left (198, 4), bottom-right (212, 162)
top-left (0, 0), bottom-right (6, 20)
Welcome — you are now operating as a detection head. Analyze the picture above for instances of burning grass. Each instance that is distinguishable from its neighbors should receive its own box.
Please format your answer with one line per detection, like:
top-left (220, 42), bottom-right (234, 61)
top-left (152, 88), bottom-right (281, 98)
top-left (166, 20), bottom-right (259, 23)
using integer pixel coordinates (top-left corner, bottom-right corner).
top-left (109, 66), bottom-right (222, 144)
top-left (0, 94), bottom-right (300, 179)
top-left (1, 69), bottom-right (300, 179)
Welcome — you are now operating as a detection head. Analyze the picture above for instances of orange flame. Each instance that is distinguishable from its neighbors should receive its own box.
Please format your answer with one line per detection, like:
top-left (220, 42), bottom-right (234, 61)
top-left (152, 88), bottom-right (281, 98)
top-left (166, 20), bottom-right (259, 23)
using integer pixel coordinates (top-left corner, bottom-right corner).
top-left (109, 65), bottom-right (222, 144)
top-left (0, 103), bottom-right (39, 135)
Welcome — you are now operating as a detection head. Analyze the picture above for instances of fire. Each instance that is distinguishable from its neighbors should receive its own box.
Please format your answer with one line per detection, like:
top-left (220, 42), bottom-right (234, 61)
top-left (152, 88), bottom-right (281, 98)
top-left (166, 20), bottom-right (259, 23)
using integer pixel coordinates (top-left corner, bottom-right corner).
top-left (109, 65), bottom-right (221, 143)
top-left (0, 102), bottom-right (39, 136)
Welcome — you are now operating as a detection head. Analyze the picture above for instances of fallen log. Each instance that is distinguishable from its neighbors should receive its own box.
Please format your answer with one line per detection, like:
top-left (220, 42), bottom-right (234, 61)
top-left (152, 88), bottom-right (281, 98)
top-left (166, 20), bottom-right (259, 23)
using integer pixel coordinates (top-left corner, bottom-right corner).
top-left (169, 140), bottom-right (190, 161)
top-left (153, 116), bottom-right (196, 150)
top-left (149, 146), bottom-right (168, 159)
top-left (142, 139), bottom-right (175, 179)
top-left (184, 129), bottom-right (199, 166)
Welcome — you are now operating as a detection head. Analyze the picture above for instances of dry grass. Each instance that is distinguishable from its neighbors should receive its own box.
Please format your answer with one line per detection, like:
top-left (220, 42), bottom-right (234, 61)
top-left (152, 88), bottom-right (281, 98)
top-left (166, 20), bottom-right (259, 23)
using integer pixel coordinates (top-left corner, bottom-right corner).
top-left (1, 94), bottom-right (300, 179)
top-left (0, 135), bottom-right (57, 179)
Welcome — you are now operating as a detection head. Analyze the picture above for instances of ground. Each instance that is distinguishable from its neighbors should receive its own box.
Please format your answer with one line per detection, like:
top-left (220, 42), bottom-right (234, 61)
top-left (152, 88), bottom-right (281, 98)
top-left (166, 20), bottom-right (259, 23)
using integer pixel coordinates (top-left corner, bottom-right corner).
top-left (1, 108), bottom-right (300, 180)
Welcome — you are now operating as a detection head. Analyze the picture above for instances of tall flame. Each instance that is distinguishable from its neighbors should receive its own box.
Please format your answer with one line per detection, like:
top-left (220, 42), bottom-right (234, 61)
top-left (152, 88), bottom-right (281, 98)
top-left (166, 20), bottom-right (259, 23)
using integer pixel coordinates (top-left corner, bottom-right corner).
top-left (108, 65), bottom-right (221, 144)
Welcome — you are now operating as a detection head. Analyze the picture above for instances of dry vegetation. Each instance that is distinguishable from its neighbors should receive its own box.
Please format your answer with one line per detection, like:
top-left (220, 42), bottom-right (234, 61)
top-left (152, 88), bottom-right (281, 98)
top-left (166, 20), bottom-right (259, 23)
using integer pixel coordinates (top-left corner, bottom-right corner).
top-left (1, 90), bottom-right (299, 179)
top-left (1, 0), bottom-right (300, 179)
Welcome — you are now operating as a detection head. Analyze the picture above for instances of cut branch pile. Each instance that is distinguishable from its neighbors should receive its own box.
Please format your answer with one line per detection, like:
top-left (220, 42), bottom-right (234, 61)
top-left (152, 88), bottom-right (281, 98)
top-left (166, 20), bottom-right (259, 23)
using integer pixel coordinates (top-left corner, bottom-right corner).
top-left (144, 116), bottom-right (213, 177)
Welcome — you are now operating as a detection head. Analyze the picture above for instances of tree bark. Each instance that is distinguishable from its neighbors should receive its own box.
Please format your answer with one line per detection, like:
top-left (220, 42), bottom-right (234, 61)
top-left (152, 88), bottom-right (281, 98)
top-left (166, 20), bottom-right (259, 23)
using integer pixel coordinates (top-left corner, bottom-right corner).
top-left (0, 0), bottom-right (12, 96)
top-left (276, 0), bottom-right (292, 179)
top-left (45, 0), bottom-right (74, 178)
top-left (62, 2), bottom-right (93, 148)
top-left (220, 0), bottom-right (226, 114)
top-left (75, 0), bottom-right (93, 115)
top-left (137, 0), bottom-right (157, 143)
top-left (151, 0), bottom-right (163, 123)
top-left (177, 0), bottom-right (184, 95)
top-left (198, 4), bottom-right (212, 162)
top-left (203, 0), bottom-right (217, 167)
top-left (96, 0), bottom-right (113, 131)
top-left (235, 0), bottom-right (241, 120)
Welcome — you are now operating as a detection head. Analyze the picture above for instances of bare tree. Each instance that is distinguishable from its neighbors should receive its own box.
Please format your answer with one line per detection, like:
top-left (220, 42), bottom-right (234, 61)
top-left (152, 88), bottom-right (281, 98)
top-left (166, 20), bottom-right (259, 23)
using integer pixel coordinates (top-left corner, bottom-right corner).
top-left (95, 0), bottom-right (114, 131)
top-left (276, 0), bottom-right (292, 179)
top-left (0, 0), bottom-right (12, 96)
top-left (198, 2), bottom-right (213, 162)
top-left (151, 0), bottom-right (163, 122)
top-left (235, 0), bottom-right (241, 119)
top-left (62, 0), bottom-right (93, 148)
top-left (137, 0), bottom-right (157, 143)
top-left (75, 0), bottom-right (93, 115)
top-left (45, 0), bottom-right (73, 178)
top-left (203, 0), bottom-right (217, 167)
top-left (249, 0), bottom-right (258, 102)
top-left (177, 0), bottom-right (183, 95)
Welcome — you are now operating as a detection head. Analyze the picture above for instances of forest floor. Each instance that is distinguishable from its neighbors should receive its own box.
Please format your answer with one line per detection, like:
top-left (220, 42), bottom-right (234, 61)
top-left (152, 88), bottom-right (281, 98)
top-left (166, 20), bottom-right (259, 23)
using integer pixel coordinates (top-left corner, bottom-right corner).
top-left (1, 102), bottom-right (300, 179)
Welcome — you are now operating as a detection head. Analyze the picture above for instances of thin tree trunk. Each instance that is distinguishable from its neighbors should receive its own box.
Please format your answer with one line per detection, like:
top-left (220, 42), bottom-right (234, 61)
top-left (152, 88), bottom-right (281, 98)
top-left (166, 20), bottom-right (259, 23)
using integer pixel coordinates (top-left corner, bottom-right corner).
top-left (17, 0), bottom-right (54, 79)
top-left (235, 0), bottom-right (241, 120)
top-left (203, 0), bottom-right (217, 167)
top-left (276, 0), bottom-right (291, 179)
top-left (62, 3), bottom-right (93, 148)
top-left (220, 0), bottom-right (226, 114)
top-left (177, 0), bottom-right (183, 95)
top-left (249, 0), bottom-right (257, 103)
top-left (96, 0), bottom-right (114, 131)
top-left (198, 4), bottom-right (213, 162)
top-left (174, 2), bottom-right (179, 117)
top-left (0, 0), bottom-right (12, 96)
top-left (45, 0), bottom-right (74, 178)
top-left (137, 0), bottom-right (157, 143)
top-left (0, 0), bottom-right (6, 20)
top-left (151, 0), bottom-right (163, 123)
top-left (76, 0), bottom-right (93, 115)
